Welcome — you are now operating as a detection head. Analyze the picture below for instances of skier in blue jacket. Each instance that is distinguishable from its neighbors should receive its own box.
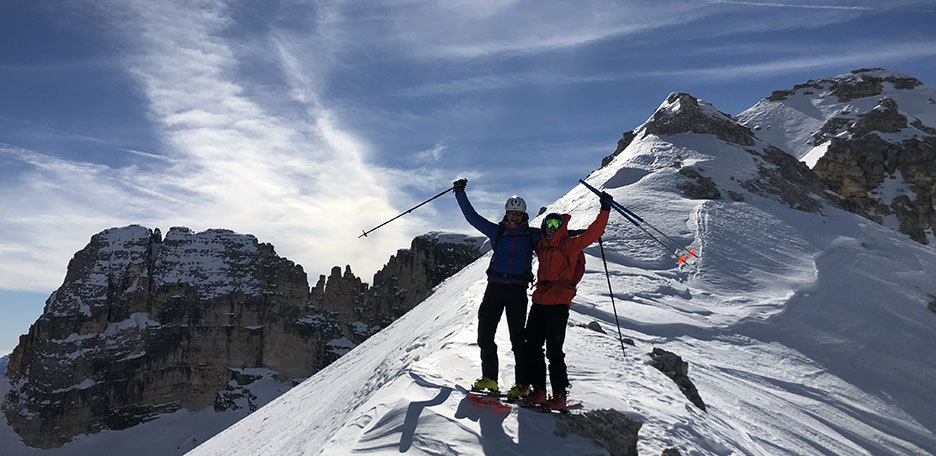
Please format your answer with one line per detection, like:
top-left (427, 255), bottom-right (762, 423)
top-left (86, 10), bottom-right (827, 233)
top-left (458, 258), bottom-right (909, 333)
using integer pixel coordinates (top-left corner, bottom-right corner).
top-left (453, 178), bottom-right (541, 397)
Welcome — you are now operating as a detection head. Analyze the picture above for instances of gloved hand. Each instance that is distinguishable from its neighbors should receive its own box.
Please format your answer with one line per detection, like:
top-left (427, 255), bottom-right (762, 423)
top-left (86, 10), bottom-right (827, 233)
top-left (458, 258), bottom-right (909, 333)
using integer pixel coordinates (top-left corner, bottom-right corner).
top-left (600, 191), bottom-right (613, 210)
top-left (453, 178), bottom-right (468, 193)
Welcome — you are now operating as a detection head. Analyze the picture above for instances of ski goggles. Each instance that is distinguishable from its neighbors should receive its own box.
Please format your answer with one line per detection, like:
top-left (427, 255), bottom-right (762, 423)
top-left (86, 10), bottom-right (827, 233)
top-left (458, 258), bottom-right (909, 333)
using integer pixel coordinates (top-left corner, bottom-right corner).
top-left (544, 217), bottom-right (562, 230)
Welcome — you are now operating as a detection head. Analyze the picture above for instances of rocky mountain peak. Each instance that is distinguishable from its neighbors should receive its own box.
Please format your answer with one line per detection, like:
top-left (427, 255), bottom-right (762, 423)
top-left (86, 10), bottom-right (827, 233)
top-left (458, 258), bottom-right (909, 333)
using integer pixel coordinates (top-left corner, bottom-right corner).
top-left (642, 92), bottom-right (756, 147)
top-left (737, 68), bottom-right (936, 244)
top-left (766, 68), bottom-right (924, 104)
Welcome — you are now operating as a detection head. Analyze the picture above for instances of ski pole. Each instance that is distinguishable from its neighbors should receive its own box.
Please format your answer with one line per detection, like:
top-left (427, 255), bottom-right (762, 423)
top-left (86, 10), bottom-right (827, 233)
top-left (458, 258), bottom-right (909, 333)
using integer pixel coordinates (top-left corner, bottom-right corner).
top-left (358, 186), bottom-right (455, 238)
top-left (599, 237), bottom-right (627, 357)
top-left (578, 179), bottom-right (698, 265)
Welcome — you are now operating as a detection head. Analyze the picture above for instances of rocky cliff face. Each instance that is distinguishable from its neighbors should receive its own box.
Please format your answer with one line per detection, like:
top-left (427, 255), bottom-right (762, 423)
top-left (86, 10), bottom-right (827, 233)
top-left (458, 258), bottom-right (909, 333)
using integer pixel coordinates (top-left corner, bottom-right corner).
top-left (811, 98), bottom-right (936, 243)
top-left (738, 68), bottom-right (936, 244)
top-left (3, 226), bottom-right (484, 448)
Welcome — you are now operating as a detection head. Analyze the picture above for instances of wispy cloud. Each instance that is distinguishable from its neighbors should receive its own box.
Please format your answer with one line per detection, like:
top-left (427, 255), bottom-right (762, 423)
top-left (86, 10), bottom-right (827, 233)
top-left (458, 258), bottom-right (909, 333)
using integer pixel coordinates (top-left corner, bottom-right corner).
top-left (658, 41), bottom-right (936, 80)
top-left (711, 0), bottom-right (876, 10)
top-left (0, 0), bottom-right (419, 290)
top-left (396, 73), bottom-right (620, 97)
top-left (415, 143), bottom-right (447, 162)
top-left (329, 1), bottom-right (710, 60)
top-left (121, 148), bottom-right (176, 162)
top-left (394, 39), bottom-right (936, 98)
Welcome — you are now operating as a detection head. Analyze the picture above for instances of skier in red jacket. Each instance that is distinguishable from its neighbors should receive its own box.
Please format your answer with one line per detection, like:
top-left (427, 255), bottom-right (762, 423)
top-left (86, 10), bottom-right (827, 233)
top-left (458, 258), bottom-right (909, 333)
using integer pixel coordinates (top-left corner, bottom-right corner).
top-left (522, 194), bottom-right (611, 410)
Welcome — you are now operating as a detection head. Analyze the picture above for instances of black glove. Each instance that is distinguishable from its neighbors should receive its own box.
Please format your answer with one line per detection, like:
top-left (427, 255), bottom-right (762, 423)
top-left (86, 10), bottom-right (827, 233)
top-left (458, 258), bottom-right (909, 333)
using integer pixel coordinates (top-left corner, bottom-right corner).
top-left (453, 178), bottom-right (467, 193)
top-left (600, 191), bottom-right (613, 210)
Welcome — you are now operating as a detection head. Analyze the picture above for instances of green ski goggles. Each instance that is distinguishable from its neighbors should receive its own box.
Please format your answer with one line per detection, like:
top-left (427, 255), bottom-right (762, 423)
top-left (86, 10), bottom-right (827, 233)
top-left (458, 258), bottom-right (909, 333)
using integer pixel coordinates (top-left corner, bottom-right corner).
top-left (544, 217), bottom-right (562, 229)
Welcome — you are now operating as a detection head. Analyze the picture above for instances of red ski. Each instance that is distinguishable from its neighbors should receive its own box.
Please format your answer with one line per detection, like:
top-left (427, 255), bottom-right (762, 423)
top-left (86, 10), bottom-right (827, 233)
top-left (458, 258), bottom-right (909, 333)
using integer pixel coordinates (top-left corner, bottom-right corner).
top-left (455, 384), bottom-right (510, 411)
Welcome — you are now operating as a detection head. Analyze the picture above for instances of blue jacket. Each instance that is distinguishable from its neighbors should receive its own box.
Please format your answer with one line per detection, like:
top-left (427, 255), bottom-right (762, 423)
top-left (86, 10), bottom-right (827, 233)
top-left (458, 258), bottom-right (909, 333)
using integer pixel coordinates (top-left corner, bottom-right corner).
top-left (456, 191), bottom-right (542, 284)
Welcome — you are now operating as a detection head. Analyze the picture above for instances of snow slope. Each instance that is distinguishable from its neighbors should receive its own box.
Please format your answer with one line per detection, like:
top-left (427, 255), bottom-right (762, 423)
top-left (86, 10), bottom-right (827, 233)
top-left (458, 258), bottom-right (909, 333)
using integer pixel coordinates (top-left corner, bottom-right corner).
top-left (188, 95), bottom-right (936, 455)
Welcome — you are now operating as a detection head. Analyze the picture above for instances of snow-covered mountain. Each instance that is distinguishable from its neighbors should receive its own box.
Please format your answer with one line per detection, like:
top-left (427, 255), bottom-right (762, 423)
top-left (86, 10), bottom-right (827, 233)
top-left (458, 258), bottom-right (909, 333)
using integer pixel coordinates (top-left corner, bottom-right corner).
top-left (738, 68), bottom-right (936, 162)
top-left (0, 355), bottom-right (8, 376)
top-left (739, 68), bottom-right (936, 244)
top-left (187, 91), bottom-right (936, 455)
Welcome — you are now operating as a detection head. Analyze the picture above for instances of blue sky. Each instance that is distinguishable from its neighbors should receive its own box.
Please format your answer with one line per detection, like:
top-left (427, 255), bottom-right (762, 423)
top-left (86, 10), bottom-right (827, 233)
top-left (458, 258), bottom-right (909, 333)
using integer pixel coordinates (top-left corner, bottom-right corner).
top-left (1, 0), bottom-right (935, 352)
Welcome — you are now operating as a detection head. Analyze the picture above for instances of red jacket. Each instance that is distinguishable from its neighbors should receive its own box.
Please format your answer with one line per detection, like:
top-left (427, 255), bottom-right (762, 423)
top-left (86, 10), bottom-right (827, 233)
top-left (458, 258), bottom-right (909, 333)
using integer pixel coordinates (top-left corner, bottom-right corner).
top-left (532, 209), bottom-right (610, 306)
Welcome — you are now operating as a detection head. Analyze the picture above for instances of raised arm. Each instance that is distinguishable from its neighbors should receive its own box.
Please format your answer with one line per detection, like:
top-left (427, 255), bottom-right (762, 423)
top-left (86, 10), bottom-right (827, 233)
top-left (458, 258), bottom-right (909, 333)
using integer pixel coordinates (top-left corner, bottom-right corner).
top-left (566, 208), bottom-right (610, 252)
top-left (454, 180), bottom-right (500, 239)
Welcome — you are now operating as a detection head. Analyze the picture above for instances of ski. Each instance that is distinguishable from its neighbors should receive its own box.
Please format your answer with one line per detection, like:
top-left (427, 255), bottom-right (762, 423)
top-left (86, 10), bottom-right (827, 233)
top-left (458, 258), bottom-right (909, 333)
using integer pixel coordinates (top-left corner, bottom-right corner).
top-left (455, 385), bottom-right (510, 411)
top-left (518, 399), bottom-right (583, 415)
top-left (469, 387), bottom-right (508, 398)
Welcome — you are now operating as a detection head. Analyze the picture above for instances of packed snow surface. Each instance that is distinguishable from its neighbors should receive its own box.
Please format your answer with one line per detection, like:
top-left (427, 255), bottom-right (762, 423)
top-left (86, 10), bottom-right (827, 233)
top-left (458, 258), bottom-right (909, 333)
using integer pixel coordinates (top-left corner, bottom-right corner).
top-left (186, 118), bottom-right (936, 455)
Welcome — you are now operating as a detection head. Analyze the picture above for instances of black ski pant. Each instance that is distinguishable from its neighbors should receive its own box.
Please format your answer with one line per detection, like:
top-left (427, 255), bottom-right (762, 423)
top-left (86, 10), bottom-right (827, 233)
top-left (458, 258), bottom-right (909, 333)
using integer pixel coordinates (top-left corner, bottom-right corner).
top-left (521, 303), bottom-right (570, 396)
top-left (477, 281), bottom-right (528, 385)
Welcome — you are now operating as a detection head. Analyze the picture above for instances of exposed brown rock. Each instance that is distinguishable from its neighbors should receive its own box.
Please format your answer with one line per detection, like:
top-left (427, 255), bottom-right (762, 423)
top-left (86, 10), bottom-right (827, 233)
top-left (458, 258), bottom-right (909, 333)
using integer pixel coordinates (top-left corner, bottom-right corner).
top-left (740, 146), bottom-right (847, 213)
top-left (812, 116), bottom-right (852, 146)
top-left (554, 408), bottom-right (643, 456)
top-left (812, 98), bottom-right (936, 244)
top-left (601, 131), bottom-right (637, 168)
top-left (644, 93), bottom-right (756, 147)
top-left (767, 89), bottom-right (794, 101)
top-left (849, 98), bottom-right (907, 137)
top-left (648, 348), bottom-right (706, 412)
top-left (678, 167), bottom-right (722, 200)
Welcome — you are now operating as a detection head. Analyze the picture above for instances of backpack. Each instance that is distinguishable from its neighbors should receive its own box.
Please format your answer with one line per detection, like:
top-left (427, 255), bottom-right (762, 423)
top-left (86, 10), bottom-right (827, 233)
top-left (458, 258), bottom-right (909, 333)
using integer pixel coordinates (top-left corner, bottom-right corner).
top-left (571, 250), bottom-right (586, 286)
top-left (486, 224), bottom-right (536, 283)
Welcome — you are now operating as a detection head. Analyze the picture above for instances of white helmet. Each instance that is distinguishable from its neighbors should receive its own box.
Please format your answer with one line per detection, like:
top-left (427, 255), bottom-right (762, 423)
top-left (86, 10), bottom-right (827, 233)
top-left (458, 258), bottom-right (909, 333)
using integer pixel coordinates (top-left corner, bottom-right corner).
top-left (505, 195), bottom-right (526, 212)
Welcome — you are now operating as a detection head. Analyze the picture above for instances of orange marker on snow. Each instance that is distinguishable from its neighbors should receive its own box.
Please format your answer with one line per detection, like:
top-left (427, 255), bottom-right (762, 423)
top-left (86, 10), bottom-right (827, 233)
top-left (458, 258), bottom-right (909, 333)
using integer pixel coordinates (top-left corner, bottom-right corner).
top-left (677, 249), bottom-right (698, 266)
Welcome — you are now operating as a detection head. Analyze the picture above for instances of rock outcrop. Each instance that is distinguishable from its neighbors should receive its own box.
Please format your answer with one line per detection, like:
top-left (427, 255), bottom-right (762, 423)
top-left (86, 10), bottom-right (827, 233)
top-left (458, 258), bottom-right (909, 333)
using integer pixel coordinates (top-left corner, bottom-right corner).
top-left (601, 130), bottom-right (637, 168)
top-left (3, 226), bottom-right (485, 448)
top-left (766, 68), bottom-right (923, 103)
top-left (554, 408), bottom-right (642, 456)
top-left (648, 348), bottom-right (706, 412)
top-left (644, 93), bottom-right (756, 147)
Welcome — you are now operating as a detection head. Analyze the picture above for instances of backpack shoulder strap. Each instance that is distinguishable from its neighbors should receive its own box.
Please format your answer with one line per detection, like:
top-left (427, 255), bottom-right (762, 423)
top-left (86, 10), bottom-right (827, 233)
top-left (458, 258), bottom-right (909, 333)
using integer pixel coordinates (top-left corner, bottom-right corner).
top-left (492, 224), bottom-right (506, 250)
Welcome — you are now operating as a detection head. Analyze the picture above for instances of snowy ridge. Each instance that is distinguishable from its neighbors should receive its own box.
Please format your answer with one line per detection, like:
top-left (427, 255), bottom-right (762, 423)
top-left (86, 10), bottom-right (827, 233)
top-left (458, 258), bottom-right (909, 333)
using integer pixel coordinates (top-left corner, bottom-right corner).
top-left (189, 93), bottom-right (936, 455)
